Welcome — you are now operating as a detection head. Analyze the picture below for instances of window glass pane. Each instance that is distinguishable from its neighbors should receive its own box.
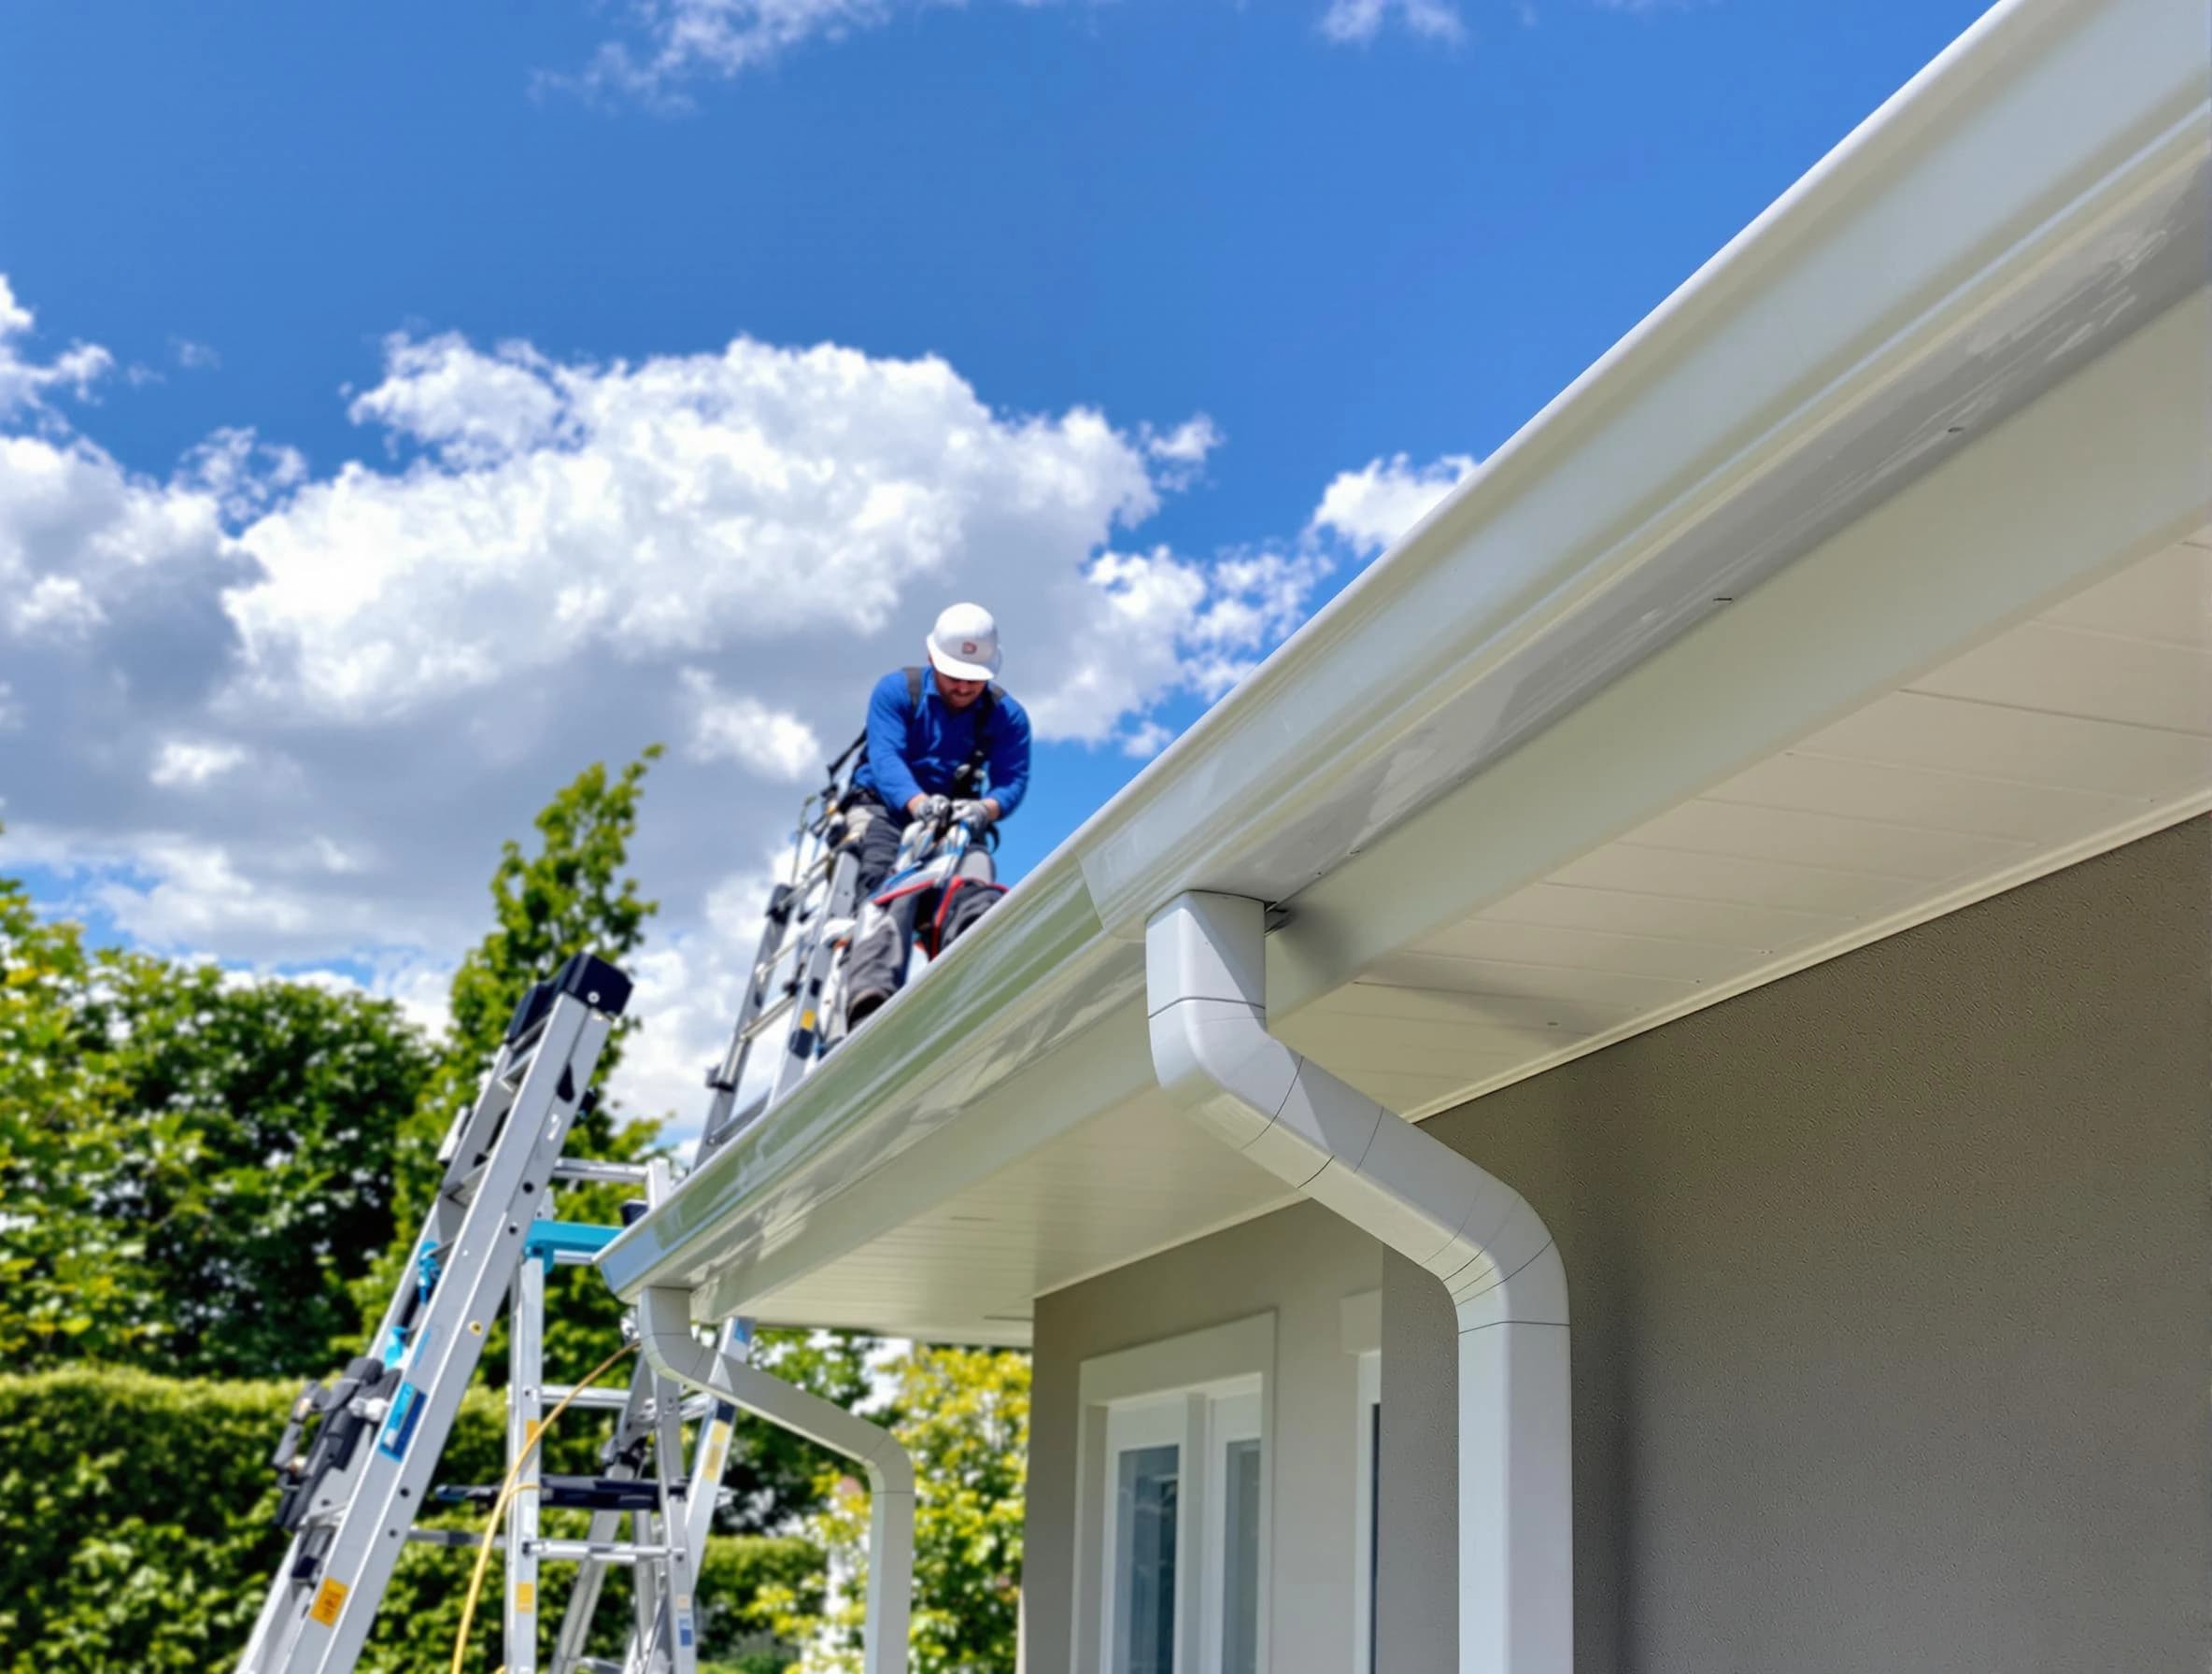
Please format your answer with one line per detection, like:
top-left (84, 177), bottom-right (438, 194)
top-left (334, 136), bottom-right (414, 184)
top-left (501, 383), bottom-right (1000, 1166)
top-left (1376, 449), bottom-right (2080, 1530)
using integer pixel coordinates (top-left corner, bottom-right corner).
top-left (1220, 1437), bottom-right (1262, 1674)
top-left (1113, 1442), bottom-right (1179, 1674)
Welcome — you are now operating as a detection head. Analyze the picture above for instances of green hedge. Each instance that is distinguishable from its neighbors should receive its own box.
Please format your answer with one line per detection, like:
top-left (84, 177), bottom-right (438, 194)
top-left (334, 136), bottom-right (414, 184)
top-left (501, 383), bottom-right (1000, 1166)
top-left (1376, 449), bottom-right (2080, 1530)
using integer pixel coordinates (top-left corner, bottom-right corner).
top-left (0, 1369), bottom-right (821, 1674)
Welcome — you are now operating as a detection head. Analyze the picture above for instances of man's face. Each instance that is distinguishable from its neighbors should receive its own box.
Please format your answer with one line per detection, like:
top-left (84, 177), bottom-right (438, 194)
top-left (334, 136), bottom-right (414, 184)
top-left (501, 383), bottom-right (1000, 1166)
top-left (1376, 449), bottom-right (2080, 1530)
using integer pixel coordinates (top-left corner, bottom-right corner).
top-left (933, 668), bottom-right (987, 709)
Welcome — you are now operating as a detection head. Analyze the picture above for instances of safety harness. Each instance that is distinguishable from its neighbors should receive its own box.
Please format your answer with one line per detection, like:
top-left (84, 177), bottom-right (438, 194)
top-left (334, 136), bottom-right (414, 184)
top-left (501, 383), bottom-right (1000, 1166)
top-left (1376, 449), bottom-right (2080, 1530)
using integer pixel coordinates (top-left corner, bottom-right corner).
top-left (851, 665), bottom-right (1004, 802)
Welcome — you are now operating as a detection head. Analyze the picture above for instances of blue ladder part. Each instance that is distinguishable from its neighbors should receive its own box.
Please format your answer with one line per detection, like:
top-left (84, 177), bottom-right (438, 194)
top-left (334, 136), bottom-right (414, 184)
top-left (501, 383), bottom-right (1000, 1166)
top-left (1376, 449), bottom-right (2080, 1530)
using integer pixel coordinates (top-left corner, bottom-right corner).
top-left (522, 1220), bottom-right (622, 1273)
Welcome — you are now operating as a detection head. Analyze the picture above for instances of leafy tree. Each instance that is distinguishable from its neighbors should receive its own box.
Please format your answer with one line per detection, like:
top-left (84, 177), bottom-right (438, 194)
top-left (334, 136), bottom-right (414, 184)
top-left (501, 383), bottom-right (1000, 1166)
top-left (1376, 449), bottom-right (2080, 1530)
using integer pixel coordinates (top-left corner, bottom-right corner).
top-left (357, 748), bottom-right (669, 1375)
top-left (769, 1345), bottom-right (1029, 1674)
top-left (101, 965), bottom-right (434, 1378)
top-left (0, 867), bottom-right (159, 1364)
top-left (0, 836), bottom-right (434, 1379)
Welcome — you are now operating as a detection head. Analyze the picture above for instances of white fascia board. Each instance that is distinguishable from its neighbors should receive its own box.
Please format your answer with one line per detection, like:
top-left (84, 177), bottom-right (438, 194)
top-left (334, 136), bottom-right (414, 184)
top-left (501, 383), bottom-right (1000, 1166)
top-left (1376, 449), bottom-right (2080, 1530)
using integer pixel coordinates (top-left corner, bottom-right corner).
top-left (602, 0), bottom-right (2211, 1321)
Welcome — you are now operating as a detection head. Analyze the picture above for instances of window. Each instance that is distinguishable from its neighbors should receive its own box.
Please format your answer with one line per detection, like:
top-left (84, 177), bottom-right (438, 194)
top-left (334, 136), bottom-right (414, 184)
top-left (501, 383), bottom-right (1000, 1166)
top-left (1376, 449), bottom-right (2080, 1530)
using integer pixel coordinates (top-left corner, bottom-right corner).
top-left (1078, 1315), bottom-right (1274, 1674)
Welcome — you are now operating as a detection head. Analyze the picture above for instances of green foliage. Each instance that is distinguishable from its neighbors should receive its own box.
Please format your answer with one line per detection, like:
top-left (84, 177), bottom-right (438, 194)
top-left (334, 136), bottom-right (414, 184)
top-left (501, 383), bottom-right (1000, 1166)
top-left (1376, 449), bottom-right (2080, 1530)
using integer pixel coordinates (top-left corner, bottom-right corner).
top-left (771, 1345), bottom-right (1028, 1674)
top-left (0, 1368), bottom-right (819, 1674)
top-left (0, 871), bottom-right (158, 1364)
top-left (356, 749), bottom-right (669, 1375)
top-left (0, 867), bottom-right (434, 1377)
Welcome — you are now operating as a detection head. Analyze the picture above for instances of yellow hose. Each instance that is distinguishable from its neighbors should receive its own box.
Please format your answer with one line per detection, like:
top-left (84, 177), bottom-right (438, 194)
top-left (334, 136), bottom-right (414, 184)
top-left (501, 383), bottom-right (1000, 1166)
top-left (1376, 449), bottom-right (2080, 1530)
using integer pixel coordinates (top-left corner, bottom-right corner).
top-left (449, 1340), bottom-right (640, 1674)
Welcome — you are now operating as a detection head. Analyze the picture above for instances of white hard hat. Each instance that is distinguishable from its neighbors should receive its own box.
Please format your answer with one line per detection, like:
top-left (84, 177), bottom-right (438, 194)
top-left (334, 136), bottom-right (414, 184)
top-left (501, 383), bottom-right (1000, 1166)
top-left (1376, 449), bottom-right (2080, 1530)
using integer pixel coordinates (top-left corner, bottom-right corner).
top-left (925, 602), bottom-right (1002, 682)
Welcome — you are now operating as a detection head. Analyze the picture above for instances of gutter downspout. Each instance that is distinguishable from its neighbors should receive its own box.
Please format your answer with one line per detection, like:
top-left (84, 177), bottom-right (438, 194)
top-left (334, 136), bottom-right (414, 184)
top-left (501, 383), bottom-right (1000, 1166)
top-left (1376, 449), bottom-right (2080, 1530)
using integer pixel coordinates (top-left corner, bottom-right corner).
top-left (1145, 893), bottom-right (1570, 1674)
top-left (639, 1287), bottom-right (916, 1674)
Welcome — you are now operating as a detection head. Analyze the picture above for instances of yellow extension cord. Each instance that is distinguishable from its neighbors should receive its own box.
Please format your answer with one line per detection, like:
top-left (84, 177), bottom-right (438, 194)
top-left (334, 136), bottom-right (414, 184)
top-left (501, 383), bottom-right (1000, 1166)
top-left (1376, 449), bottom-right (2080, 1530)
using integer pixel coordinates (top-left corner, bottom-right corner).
top-left (448, 1339), bottom-right (640, 1674)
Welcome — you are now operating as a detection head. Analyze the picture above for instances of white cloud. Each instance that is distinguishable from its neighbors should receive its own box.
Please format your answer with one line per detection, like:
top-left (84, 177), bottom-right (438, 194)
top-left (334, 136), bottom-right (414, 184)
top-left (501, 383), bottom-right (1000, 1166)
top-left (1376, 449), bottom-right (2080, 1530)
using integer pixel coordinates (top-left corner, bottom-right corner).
top-left (680, 668), bottom-right (822, 781)
top-left (561, 0), bottom-right (1082, 103)
top-left (0, 275), bottom-right (115, 419)
top-left (0, 269), bottom-right (1460, 1144)
top-left (1143, 414), bottom-right (1223, 489)
top-left (172, 338), bottom-right (221, 372)
top-left (1319, 0), bottom-right (1468, 45)
top-left (12, 574), bottom-right (106, 639)
top-left (149, 739), bottom-right (252, 789)
top-left (1309, 450), bottom-right (1478, 554)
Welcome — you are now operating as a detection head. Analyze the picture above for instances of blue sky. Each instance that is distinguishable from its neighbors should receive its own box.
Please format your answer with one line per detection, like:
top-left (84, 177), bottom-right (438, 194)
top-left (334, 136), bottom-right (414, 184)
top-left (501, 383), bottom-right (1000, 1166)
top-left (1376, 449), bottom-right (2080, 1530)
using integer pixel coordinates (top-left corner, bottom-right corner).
top-left (0, 0), bottom-right (1993, 1121)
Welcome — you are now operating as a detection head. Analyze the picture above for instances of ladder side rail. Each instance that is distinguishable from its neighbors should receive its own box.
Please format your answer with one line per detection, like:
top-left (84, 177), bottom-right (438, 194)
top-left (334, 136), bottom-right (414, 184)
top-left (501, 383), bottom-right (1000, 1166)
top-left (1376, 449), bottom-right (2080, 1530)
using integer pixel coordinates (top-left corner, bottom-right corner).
top-left (249, 991), bottom-right (616, 1674)
top-left (505, 1224), bottom-right (550, 1674)
top-left (766, 844), bottom-right (865, 1108)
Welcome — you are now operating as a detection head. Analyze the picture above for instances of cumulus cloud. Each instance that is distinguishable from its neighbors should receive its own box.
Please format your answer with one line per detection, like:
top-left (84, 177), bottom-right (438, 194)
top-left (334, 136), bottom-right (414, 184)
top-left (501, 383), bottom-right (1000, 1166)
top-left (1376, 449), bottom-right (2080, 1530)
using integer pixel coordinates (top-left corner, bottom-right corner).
top-left (0, 275), bottom-right (115, 420)
top-left (149, 740), bottom-right (252, 789)
top-left (680, 669), bottom-right (822, 781)
top-left (1309, 449), bottom-right (1479, 554)
top-left (1319, 0), bottom-right (1468, 46)
top-left (560, 0), bottom-right (1468, 101)
top-left (558, 0), bottom-right (1081, 103)
top-left (0, 269), bottom-right (1461, 1128)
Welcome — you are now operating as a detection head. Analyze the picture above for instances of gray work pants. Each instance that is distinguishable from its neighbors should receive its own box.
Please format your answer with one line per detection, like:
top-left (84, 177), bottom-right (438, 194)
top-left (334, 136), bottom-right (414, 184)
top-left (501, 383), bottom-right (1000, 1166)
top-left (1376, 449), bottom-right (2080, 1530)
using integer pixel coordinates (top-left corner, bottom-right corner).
top-left (844, 800), bottom-right (1001, 1005)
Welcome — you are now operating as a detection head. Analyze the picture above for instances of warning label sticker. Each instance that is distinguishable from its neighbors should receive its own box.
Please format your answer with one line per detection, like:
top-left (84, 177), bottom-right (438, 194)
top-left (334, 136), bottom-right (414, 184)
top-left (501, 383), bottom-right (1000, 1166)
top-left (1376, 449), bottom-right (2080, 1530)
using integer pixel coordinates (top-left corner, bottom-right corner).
top-left (309, 1578), bottom-right (349, 1627)
top-left (515, 1581), bottom-right (536, 1614)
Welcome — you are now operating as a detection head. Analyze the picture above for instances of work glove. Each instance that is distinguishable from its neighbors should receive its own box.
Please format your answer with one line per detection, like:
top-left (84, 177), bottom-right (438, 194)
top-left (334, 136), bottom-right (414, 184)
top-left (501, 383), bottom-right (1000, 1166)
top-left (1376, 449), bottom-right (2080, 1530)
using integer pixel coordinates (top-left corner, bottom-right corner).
top-left (951, 799), bottom-right (996, 831)
top-left (911, 793), bottom-right (953, 826)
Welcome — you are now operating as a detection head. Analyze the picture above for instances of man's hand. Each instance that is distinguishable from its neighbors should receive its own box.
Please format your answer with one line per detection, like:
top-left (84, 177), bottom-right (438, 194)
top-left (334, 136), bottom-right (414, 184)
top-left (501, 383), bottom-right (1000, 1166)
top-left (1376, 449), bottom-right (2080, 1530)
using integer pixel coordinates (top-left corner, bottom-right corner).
top-left (908, 793), bottom-right (953, 825)
top-left (951, 798), bottom-right (997, 831)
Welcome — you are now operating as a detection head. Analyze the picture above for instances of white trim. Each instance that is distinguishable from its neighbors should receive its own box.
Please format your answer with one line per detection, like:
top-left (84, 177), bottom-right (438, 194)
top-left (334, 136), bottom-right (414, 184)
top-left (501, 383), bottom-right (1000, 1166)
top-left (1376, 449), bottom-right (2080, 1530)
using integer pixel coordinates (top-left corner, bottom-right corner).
top-left (1080, 1312), bottom-right (1277, 1409)
top-left (1350, 1335), bottom-right (1382, 1674)
top-left (1340, 1289), bottom-right (1382, 1358)
top-left (1075, 1315), bottom-right (1277, 1674)
top-left (1341, 1287), bottom-right (1384, 1671)
top-left (1198, 1391), bottom-right (1265, 1674)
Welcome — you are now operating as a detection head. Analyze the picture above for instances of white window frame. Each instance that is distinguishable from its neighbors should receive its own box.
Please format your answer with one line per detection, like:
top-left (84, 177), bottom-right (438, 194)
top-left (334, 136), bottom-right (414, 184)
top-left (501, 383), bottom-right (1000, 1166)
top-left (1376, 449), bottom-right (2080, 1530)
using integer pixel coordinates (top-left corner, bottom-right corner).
top-left (1074, 1312), bottom-right (1275, 1674)
top-left (1341, 1291), bottom-right (1382, 1674)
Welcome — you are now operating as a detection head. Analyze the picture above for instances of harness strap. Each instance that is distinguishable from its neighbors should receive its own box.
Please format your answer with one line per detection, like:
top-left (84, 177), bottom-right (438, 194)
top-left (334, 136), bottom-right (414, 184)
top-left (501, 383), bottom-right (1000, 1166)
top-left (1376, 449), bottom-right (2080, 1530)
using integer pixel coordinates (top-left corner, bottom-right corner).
top-left (853, 666), bottom-right (1003, 800)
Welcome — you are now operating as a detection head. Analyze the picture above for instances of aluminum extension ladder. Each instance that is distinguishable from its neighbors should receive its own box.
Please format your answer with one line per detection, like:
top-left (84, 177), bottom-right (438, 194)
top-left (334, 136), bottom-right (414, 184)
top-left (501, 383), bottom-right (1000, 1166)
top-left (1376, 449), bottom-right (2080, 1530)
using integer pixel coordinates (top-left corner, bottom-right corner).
top-left (235, 953), bottom-right (730, 1674)
top-left (697, 737), bottom-right (873, 1156)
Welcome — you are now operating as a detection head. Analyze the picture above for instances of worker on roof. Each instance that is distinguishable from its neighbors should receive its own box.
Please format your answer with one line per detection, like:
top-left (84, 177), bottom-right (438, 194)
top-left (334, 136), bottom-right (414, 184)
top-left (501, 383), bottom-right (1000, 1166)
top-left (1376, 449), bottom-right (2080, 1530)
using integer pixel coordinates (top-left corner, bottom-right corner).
top-left (843, 602), bottom-right (1033, 1027)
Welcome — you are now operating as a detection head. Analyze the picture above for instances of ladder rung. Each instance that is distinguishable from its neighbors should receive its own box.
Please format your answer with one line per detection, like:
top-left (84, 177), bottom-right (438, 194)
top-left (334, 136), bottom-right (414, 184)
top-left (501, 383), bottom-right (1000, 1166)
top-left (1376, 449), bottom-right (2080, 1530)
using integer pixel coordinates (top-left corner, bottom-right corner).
top-left (550, 1159), bottom-right (654, 1187)
top-left (537, 1385), bottom-right (634, 1411)
top-left (524, 1539), bottom-right (679, 1566)
top-left (407, 1527), bottom-right (499, 1550)
top-left (738, 991), bottom-right (797, 1040)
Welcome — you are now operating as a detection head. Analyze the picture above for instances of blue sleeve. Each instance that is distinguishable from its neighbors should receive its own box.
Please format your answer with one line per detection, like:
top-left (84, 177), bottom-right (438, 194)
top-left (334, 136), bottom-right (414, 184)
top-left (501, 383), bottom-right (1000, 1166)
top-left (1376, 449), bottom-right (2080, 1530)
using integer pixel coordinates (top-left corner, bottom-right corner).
top-left (865, 672), bottom-right (923, 811)
top-left (985, 694), bottom-right (1032, 818)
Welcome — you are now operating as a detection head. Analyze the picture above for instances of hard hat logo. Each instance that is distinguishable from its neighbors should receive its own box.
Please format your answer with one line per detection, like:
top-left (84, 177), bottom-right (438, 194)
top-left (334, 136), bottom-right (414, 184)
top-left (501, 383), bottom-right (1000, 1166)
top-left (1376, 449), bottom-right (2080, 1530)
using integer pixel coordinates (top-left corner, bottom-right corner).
top-left (927, 603), bottom-right (1002, 682)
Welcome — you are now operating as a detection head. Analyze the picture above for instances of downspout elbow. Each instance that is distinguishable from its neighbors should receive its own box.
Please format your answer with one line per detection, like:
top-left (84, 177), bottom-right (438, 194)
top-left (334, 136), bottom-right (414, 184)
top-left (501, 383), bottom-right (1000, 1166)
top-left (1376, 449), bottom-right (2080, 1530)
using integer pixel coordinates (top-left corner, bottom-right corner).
top-left (1145, 891), bottom-right (1571, 1674)
top-left (639, 1286), bottom-right (917, 1498)
top-left (1145, 893), bottom-right (1568, 1329)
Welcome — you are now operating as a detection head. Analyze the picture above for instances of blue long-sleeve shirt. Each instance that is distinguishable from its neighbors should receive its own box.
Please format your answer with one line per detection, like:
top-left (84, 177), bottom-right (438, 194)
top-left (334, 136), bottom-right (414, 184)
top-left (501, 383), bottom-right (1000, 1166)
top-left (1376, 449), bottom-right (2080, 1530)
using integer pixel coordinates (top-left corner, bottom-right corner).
top-left (852, 668), bottom-right (1032, 820)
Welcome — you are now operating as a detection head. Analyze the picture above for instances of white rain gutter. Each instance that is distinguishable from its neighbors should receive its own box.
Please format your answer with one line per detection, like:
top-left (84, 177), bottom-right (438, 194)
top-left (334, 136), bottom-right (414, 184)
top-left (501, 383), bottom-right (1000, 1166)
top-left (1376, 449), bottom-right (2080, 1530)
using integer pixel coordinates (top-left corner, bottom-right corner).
top-left (1146, 892), bottom-right (1569, 1673)
top-left (637, 1287), bottom-right (916, 1674)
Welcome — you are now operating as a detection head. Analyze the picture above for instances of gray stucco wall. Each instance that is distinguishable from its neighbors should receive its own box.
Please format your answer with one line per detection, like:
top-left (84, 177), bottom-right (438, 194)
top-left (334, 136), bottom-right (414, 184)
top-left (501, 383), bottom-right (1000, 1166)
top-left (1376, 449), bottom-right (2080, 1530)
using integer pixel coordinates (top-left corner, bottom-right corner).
top-left (1027, 1200), bottom-right (1382, 1674)
top-left (1381, 818), bottom-right (2210, 1672)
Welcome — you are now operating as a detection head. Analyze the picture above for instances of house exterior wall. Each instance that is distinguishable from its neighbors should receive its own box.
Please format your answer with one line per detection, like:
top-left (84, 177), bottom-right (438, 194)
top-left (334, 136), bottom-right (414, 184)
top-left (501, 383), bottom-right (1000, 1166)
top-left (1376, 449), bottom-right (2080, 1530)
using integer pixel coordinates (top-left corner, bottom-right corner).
top-left (1025, 817), bottom-right (2208, 1673)
top-left (1026, 1200), bottom-right (1382, 1674)
top-left (1380, 817), bottom-right (2210, 1671)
